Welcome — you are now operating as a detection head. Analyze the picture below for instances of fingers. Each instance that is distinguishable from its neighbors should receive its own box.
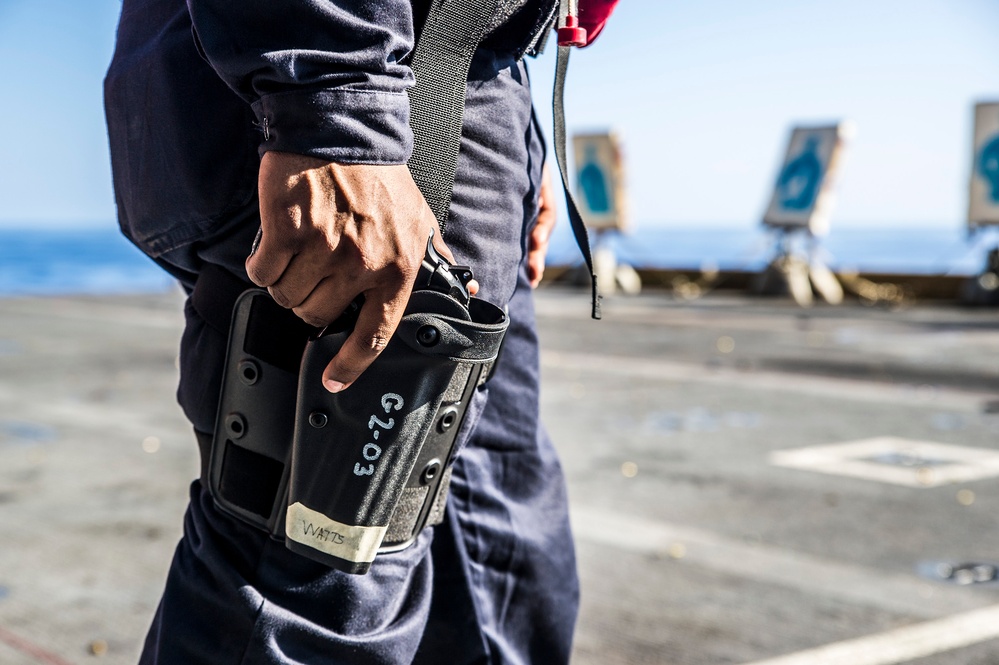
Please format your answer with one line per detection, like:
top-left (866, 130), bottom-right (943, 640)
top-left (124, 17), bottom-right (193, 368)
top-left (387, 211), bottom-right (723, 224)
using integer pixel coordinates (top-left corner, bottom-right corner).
top-left (527, 162), bottom-right (558, 288)
top-left (291, 275), bottom-right (358, 328)
top-left (532, 210), bottom-right (556, 244)
top-left (246, 226), bottom-right (296, 287)
top-left (250, 151), bottom-right (331, 288)
top-left (266, 244), bottom-right (338, 308)
top-left (527, 250), bottom-right (546, 288)
top-left (322, 284), bottom-right (410, 393)
top-left (527, 213), bottom-right (554, 287)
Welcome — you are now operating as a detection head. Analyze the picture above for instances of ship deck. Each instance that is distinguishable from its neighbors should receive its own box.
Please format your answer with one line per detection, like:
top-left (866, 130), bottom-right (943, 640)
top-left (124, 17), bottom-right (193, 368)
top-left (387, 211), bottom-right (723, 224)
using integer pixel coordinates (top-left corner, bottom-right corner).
top-left (2, 286), bottom-right (999, 664)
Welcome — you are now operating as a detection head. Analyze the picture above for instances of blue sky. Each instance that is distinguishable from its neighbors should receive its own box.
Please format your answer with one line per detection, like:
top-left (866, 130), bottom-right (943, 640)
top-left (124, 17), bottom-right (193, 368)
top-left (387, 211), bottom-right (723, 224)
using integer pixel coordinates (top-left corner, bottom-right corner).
top-left (0, 0), bottom-right (996, 229)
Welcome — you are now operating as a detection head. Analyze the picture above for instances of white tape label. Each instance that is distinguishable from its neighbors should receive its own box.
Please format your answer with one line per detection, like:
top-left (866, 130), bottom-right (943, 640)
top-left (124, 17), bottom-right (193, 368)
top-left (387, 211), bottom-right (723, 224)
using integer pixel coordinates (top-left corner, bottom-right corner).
top-left (285, 502), bottom-right (387, 564)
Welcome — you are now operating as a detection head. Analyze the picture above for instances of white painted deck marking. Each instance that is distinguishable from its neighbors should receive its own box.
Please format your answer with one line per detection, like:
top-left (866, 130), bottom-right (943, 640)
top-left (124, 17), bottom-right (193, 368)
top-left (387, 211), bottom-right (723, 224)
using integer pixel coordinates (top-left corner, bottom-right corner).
top-left (770, 437), bottom-right (999, 487)
top-left (742, 603), bottom-right (999, 665)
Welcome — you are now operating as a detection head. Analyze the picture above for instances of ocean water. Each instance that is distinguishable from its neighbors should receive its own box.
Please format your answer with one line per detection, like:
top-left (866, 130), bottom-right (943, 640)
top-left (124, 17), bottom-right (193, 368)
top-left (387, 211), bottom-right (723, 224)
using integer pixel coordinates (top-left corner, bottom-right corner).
top-left (0, 228), bottom-right (175, 296)
top-left (545, 223), bottom-right (993, 276)
top-left (0, 224), bottom-right (991, 297)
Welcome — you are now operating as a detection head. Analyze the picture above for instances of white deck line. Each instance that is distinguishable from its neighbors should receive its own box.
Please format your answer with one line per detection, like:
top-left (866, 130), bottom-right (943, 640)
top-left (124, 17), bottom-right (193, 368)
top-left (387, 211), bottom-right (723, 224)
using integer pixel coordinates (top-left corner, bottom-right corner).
top-left (741, 604), bottom-right (999, 665)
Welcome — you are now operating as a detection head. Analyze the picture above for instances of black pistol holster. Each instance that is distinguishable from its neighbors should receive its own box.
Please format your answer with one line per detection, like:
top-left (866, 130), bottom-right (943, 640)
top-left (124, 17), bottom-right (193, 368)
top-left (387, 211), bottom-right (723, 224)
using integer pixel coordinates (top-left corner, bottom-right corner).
top-left (207, 239), bottom-right (508, 574)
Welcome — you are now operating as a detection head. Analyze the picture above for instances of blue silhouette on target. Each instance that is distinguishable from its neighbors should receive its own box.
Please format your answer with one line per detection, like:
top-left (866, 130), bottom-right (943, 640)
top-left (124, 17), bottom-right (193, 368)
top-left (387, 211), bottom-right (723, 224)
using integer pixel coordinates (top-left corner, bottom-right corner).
top-left (579, 144), bottom-right (612, 214)
top-left (978, 133), bottom-right (999, 203)
top-left (777, 135), bottom-right (823, 211)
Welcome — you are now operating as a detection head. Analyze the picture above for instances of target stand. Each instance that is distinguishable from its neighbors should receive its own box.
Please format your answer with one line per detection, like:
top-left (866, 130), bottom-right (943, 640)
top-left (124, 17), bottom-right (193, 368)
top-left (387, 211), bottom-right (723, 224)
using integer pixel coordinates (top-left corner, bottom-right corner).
top-left (753, 227), bottom-right (843, 307)
top-left (961, 102), bottom-right (999, 306)
top-left (572, 131), bottom-right (640, 296)
top-left (754, 122), bottom-right (853, 307)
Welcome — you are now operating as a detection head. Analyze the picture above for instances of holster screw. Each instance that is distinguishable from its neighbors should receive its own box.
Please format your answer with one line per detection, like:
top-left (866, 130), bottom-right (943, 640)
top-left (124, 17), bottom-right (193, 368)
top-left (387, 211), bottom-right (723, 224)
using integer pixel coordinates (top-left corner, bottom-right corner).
top-left (421, 459), bottom-right (442, 485)
top-left (309, 411), bottom-right (328, 429)
top-left (225, 413), bottom-right (247, 439)
top-left (438, 406), bottom-right (460, 432)
top-left (237, 360), bottom-right (260, 385)
top-left (417, 325), bottom-right (440, 347)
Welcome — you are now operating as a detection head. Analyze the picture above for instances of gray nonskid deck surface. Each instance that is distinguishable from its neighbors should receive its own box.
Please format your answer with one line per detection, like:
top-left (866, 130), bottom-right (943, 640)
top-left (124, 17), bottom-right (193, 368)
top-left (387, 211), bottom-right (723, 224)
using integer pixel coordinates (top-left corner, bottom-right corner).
top-left (2, 287), bottom-right (999, 664)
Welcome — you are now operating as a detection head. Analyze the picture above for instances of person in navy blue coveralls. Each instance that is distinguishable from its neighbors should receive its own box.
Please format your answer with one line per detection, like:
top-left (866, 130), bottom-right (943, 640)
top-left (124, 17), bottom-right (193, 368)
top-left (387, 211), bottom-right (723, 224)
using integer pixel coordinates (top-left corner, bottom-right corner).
top-left (105, 0), bottom-right (578, 663)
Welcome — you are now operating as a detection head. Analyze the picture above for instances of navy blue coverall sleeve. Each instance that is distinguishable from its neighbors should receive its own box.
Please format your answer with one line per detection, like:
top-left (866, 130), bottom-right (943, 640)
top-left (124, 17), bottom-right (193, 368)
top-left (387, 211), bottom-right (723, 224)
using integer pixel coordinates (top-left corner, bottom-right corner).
top-left (186, 0), bottom-right (416, 164)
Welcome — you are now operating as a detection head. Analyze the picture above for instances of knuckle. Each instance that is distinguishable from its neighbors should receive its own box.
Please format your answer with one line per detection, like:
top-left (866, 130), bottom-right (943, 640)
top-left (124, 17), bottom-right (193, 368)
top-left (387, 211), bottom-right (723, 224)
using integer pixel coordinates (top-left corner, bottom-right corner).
top-left (246, 264), bottom-right (270, 287)
top-left (268, 287), bottom-right (293, 308)
top-left (381, 259), bottom-right (411, 283)
top-left (366, 335), bottom-right (391, 354)
top-left (347, 329), bottom-right (392, 361)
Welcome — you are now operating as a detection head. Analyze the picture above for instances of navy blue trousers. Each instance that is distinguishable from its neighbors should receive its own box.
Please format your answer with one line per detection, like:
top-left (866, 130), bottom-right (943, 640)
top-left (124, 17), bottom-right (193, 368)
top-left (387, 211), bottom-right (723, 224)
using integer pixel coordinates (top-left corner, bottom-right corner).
top-left (137, 49), bottom-right (580, 665)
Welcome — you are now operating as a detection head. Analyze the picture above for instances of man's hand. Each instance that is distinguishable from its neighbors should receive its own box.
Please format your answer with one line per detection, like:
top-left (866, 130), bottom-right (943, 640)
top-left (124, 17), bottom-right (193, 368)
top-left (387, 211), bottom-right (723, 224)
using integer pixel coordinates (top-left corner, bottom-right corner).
top-left (247, 151), bottom-right (453, 393)
top-left (527, 163), bottom-right (557, 288)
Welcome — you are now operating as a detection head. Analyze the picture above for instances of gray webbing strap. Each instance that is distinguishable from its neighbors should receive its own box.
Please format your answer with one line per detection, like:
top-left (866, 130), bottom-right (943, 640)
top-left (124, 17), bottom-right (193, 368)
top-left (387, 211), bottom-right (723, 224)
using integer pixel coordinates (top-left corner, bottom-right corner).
top-left (553, 45), bottom-right (601, 319)
top-left (407, 0), bottom-right (501, 233)
top-left (407, 2), bottom-right (601, 319)
top-left (397, 0), bottom-right (500, 543)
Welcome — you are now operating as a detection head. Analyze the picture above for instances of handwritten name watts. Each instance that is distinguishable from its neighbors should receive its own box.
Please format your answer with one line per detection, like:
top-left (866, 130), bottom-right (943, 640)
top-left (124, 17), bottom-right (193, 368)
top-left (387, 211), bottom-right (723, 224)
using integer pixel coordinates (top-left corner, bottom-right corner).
top-left (300, 520), bottom-right (345, 544)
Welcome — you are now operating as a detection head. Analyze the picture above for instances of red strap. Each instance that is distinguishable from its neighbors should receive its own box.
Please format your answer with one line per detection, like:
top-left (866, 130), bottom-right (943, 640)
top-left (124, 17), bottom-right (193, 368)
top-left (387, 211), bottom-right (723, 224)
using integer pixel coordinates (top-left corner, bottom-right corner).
top-left (577, 0), bottom-right (619, 47)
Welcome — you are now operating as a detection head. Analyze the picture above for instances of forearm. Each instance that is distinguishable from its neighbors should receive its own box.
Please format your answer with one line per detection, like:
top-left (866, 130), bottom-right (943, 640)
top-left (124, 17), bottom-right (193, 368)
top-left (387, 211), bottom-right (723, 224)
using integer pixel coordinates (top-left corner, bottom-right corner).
top-left (187, 0), bottom-right (416, 163)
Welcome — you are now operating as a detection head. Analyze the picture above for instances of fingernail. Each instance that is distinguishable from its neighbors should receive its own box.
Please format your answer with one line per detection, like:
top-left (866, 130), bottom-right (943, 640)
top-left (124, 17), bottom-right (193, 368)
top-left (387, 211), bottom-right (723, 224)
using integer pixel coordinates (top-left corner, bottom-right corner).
top-left (324, 379), bottom-right (345, 393)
